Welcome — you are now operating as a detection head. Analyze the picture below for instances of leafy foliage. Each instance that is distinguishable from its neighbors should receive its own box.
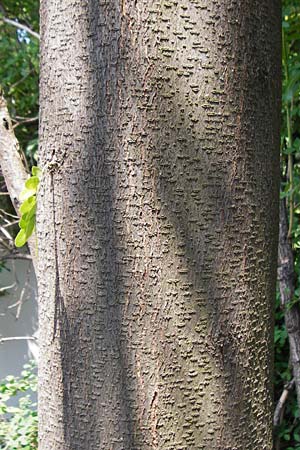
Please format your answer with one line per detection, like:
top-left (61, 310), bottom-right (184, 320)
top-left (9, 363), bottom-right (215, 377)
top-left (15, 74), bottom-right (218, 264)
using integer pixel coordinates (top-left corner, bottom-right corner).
top-left (0, 362), bottom-right (38, 450)
top-left (15, 166), bottom-right (41, 247)
top-left (0, 0), bottom-right (39, 165)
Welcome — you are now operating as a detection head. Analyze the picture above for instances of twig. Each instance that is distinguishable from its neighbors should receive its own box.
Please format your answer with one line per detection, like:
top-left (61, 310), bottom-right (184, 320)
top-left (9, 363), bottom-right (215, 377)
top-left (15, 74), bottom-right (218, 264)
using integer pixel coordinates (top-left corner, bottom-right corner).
top-left (274, 378), bottom-right (295, 427)
top-left (2, 220), bottom-right (19, 227)
top-left (1, 252), bottom-right (32, 261)
top-left (0, 17), bottom-right (40, 40)
top-left (13, 116), bottom-right (38, 129)
top-left (15, 285), bottom-right (26, 319)
top-left (0, 282), bottom-right (16, 293)
top-left (16, 263), bottom-right (31, 319)
top-left (0, 336), bottom-right (37, 343)
top-left (0, 236), bottom-right (13, 250)
top-left (0, 208), bottom-right (19, 219)
top-left (0, 224), bottom-right (13, 242)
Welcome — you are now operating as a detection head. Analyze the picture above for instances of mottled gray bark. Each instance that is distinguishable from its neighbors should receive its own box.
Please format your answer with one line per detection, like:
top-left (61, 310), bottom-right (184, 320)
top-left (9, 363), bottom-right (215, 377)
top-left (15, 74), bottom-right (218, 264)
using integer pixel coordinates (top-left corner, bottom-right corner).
top-left (38, 1), bottom-right (281, 449)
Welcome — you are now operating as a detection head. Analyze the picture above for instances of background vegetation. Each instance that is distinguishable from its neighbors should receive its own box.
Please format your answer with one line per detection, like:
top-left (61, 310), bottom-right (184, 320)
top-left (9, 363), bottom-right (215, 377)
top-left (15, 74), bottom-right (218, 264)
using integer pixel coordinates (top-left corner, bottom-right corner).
top-left (274, 1), bottom-right (300, 449)
top-left (0, 0), bottom-right (300, 448)
top-left (0, 363), bottom-right (37, 450)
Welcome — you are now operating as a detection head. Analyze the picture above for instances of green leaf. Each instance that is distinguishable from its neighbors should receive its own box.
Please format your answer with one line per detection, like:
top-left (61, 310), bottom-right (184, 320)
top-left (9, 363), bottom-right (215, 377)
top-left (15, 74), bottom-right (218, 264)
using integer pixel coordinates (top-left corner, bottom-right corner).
top-left (15, 229), bottom-right (27, 248)
top-left (25, 175), bottom-right (39, 191)
top-left (283, 146), bottom-right (294, 155)
top-left (19, 212), bottom-right (29, 229)
top-left (20, 186), bottom-right (36, 202)
top-left (27, 202), bottom-right (36, 220)
top-left (16, 169), bottom-right (39, 247)
top-left (294, 432), bottom-right (300, 442)
top-left (31, 166), bottom-right (41, 178)
top-left (25, 216), bottom-right (35, 239)
top-left (17, 206), bottom-right (36, 245)
top-left (20, 196), bottom-right (36, 215)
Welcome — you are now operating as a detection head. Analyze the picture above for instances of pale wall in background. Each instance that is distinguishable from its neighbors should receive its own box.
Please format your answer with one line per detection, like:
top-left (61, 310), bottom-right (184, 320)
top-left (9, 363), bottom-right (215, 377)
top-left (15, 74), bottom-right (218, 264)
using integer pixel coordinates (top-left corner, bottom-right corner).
top-left (0, 259), bottom-right (38, 381)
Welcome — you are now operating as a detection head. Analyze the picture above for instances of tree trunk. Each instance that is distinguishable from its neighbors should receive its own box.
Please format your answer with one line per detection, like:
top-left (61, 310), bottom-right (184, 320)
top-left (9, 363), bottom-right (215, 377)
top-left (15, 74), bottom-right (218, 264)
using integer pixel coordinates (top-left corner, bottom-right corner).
top-left (38, 1), bottom-right (281, 449)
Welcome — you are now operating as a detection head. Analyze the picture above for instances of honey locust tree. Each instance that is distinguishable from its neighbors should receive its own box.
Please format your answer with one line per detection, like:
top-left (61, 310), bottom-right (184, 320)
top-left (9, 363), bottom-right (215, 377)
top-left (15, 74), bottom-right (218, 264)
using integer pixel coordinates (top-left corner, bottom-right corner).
top-left (37, 1), bottom-right (281, 449)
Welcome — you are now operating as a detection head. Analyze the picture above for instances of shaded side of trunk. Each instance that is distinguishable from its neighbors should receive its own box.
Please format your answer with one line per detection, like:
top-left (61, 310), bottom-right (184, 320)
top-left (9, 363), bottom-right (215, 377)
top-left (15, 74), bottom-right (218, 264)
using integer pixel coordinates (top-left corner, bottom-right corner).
top-left (38, 1), bottom-right (281, 449)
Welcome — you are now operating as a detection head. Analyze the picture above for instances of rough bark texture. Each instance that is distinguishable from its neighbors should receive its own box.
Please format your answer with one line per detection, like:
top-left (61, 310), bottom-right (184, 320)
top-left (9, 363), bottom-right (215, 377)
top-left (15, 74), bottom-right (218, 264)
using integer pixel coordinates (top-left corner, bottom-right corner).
top-left (38, 1), bottom-right (281, 449)
top-left (278, 200), bottom-right (300, 408)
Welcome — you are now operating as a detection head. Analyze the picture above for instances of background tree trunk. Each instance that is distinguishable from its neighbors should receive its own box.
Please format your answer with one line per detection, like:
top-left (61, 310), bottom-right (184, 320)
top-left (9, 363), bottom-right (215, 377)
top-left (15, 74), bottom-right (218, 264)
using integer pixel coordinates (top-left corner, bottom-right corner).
top-left (277, 200), bottom-right (300, 409)
top-left (0, 93), bottom-right (38, 269)
top-left (38, 1), bottom-right (281, 449)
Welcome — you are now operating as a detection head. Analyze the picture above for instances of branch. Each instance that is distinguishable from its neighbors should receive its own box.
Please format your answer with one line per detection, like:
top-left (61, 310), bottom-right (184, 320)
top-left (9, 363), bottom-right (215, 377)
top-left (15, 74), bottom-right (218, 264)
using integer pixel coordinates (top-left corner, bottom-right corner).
top-left (0, 224), bottom-right (13, 243)
top-left (1, 16), bottom-right (40, 40)
top-left (0, 208), bottom-right (19, 219)
top-left (13, 116), bottom-right (38, 129)
top-left (1, 252), bottom-right (32, 261)
top-left (273, 378), bottom-right (295, 427)
top-left (0, 282), bottom-right (16, 293)
top-left (0, 336), bottom-right (37, 343)
top-left (0, 93), bottom-right (37, 272)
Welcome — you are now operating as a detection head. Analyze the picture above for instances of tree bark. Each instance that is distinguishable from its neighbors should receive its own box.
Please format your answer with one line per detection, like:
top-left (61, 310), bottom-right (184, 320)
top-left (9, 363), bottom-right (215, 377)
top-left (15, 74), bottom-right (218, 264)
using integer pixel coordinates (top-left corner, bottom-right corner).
top-left (0, 95), bottom-right (28, 214)
top-left (38, 1), bottom-right (281, 449)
